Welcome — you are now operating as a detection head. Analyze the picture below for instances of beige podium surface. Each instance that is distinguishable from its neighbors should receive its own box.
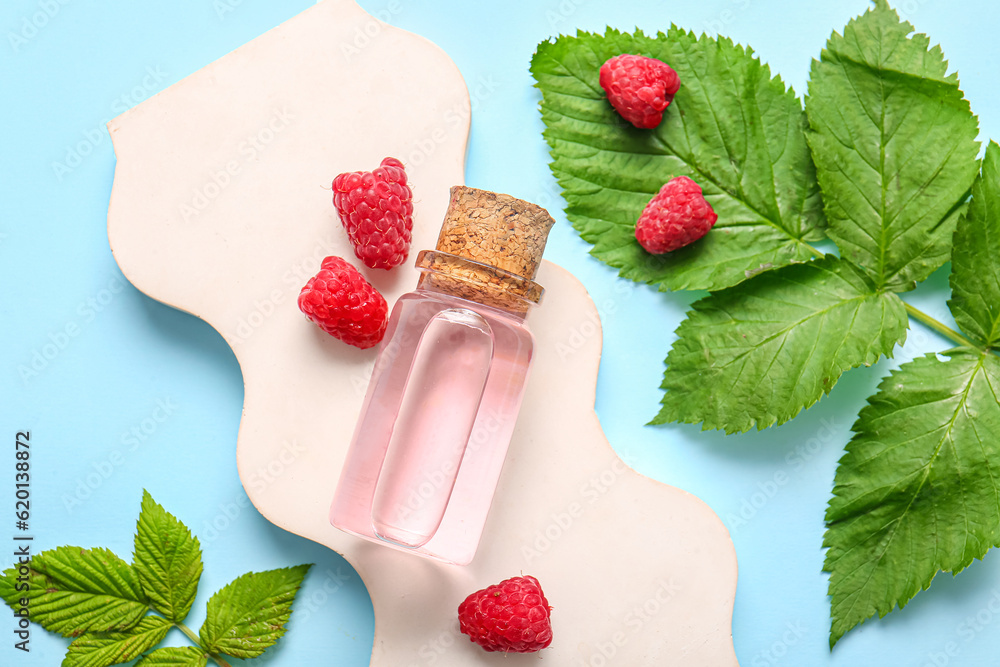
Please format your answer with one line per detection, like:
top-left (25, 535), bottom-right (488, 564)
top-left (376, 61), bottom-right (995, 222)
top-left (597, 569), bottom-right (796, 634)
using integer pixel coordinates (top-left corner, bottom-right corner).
top-left (106, 1), bottom-right (739, 663)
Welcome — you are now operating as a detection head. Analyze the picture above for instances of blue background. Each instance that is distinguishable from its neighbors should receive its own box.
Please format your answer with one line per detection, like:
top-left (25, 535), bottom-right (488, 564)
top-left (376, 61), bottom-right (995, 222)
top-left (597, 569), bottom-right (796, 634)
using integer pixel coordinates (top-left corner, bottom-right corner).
top-left (2, 0), bottom-right (999, 665)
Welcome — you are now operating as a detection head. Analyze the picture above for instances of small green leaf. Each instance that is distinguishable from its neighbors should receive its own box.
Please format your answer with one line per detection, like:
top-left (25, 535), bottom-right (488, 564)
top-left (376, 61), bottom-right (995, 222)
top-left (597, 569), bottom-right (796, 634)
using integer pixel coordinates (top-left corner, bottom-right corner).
top-left (949, 141), bottom-right (1000, 348)
top-left (199, 564), bottom-right (312, 659)
top-left (653, 256), bottom-right (907, 432)
top-left (824, 350), bottom-right (1000, 646)
top-left (531, 27), bottom-right (825, 292)
top-left (0, 546), bottom-right (149, 637)
top-left (63, 616), bottom-right (172, 667)
top-left (133, 490), bottom-right (203, 623)
top-left (134, 647), bottom-right (208, 667)
top-left (805, 0), bottom-right (980, 292)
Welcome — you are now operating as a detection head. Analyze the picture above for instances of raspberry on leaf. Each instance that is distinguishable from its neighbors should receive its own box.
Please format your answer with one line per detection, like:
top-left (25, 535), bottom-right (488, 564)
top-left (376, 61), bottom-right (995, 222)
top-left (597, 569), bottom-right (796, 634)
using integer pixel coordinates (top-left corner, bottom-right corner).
top-left (635, 176), bottom-right (718, 254)
top-left (458, 575), bottom-right (553, 654)
top-left (332, 157), bottom-right (414, 270)
top-left (298, 256), bottom-right (388, 349)
top-left (599, 53), bottom-right (680, 129)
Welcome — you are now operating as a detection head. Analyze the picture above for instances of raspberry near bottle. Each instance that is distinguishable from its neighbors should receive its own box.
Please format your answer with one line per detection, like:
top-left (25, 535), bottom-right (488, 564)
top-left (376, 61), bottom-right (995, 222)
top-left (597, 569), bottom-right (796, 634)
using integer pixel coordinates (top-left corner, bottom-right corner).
top-left (330, 186), bottom-right (555, 565)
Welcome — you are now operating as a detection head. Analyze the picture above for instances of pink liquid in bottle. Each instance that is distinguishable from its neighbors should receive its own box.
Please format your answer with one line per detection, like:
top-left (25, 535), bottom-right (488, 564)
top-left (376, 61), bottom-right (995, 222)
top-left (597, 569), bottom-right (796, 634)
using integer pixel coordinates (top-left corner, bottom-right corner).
top-left (330, 186), bottom-right (553, 564)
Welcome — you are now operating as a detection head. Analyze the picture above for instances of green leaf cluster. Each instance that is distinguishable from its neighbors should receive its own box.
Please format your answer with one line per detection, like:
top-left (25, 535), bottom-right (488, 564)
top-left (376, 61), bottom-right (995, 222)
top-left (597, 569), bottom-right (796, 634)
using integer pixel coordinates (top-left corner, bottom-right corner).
top-left (532, 0), bottom-right (999, 647)
top-left (0, 491), bottom-right (312, 667)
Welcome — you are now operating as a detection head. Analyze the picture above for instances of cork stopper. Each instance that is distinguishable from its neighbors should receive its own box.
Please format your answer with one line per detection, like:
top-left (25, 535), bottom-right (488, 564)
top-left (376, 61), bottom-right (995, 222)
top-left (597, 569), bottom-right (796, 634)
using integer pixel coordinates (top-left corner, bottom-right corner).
top-left (434, 186), bottom-right (554, 279)
top-left (415, 186), bottom-right (555, 313)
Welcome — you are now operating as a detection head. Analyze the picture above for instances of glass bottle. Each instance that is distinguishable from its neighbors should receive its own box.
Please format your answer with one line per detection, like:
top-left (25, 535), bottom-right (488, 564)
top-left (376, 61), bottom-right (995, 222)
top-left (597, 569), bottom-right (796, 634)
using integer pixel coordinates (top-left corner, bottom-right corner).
top-left (330, 186), bottom-right (555, 565)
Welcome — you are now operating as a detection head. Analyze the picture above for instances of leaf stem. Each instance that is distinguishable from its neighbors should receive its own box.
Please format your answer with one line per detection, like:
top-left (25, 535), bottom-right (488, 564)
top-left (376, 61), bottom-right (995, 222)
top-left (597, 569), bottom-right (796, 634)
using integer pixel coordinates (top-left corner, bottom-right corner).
top-left (798, 240), bottom-right (982, 351)
top-left (903, 302), bottom-right (981, 350)
top-left (801, 240), bottom-right (825, 259)
top-left (175, 622), bottom-right (232, 666)
top-left (176, 622), bottom-right (201, 646)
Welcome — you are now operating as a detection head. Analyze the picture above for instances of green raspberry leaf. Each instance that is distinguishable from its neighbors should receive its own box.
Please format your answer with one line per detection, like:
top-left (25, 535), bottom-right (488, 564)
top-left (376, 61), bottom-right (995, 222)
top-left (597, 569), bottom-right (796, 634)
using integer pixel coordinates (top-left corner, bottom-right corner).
top-left (134, 647), bottom-right (208, 667)
top-left (132, 490), bottom-right (203, 623)
top-left (949, 141), bottom-right (1000, 348)
top-left (824, 350), bottom-right (1000, 646)
top-left (0, 546), bottom-right (149, 637)
top-left (805, 0), bottom-right (980, 292)
top-left (652, 256), bottom-right (907, 432)
top-left (63, 615), bottom-right (172, 667)
top-left (531, 27), bottom-right (825, 292)
top-left (198, 564), bottom-right (312, 659)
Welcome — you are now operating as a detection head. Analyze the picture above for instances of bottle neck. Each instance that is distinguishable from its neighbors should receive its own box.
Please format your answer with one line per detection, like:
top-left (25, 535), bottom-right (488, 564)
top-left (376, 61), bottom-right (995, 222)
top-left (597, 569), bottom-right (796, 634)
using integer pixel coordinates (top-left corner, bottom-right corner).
top-left (414, 250), bottom-right (543, 318)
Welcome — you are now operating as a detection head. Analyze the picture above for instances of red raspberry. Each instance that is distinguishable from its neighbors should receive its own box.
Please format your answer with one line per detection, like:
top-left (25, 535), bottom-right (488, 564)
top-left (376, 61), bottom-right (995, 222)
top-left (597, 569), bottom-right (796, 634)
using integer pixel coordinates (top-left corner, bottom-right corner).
top-left (599, 54), bottom-right (680, 129)
top-left (332, 157), bottom-right (414, 270)
top-left (458, 575), bottom-right (553, 654)
top-left (635, 176), bottom-right (718, 253)
top-left (298, 256), bottom-right (388, 349)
